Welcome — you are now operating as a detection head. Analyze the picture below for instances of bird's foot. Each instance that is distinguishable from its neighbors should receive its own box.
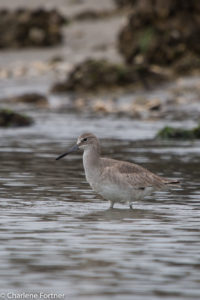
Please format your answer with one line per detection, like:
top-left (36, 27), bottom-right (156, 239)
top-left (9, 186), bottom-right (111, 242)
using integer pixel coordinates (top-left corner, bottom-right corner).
top-left (129, 203), bottom-right (134, 210)
top-left (109, 201), bottom-right (114, 209)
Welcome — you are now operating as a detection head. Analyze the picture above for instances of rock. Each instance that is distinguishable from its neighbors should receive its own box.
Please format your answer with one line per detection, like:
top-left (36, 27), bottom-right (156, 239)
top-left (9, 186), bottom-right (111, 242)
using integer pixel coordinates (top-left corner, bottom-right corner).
top-left (73, 10), bottom-right (107, 21)
top-left (193, 126), bottom-right (200, 139)
top-left (92, 99), bottom-right (115, 114)
top-left (7, 93), bottom-right (48, 107)
top-left (73, 9), bottom-right (116, 22)
top-left (48, 56), bottom-right (64, 64)
top-left (51, 82), bottom-right (70, 93)
top-left (74, 98), bottom-right (86, 111)
top-left (0, 9), bottom-right (66, 48)
top-left (156, 125), bottom-right (200, 140)
top-left (51, 58), bottom-right (168, 93)
top-left (173, 54), bottom-right (200, 75)
top-left (146, 98), bottom-right (161, 111)
top-left (0, 108), bottom-right (33, 127)
top-left (118, 0), bottom-right (200, 71)
top-left (113, 0), bottom-right (136, 8)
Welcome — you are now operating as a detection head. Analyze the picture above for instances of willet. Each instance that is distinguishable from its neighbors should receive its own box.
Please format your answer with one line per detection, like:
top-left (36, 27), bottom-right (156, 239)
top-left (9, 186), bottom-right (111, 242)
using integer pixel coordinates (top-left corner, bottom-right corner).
top-left (56, 133), bottom-right (180, 209)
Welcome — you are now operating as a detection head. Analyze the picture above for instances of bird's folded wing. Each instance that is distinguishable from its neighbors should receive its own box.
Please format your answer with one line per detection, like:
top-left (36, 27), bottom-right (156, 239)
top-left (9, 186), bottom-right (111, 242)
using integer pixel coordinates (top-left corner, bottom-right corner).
top-left (101, 162), bottom-right (165, 190)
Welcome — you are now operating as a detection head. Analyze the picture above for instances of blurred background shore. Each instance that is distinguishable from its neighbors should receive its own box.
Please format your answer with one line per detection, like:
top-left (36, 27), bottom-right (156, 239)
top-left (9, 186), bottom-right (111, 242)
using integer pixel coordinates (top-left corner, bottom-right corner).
top-left (0, 0), bottom-right (200, 129)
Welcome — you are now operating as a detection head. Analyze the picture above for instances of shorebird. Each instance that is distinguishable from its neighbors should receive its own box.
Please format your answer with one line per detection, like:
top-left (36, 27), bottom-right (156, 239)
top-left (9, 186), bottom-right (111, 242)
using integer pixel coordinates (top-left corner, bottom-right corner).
top-left (56, 133), bottom-right (179, 209)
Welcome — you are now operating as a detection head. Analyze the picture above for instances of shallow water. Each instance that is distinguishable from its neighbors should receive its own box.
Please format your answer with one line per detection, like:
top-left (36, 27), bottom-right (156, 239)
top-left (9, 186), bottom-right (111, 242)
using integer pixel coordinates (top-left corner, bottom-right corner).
top-left (0, 117), bottom-right (200, 300)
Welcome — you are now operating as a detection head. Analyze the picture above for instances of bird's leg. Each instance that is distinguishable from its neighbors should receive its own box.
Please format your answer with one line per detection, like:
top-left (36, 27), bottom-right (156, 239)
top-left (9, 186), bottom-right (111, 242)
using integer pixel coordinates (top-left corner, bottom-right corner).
top-left (109, 201), bottom-right (114, 209)
top-left (129, 202), bottom-right (134, 210)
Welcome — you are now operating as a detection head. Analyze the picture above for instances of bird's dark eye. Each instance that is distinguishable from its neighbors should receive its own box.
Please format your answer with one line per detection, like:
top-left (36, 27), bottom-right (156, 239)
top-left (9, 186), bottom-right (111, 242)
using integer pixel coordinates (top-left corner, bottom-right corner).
top-left (83, 138), bottom-right (87, 142)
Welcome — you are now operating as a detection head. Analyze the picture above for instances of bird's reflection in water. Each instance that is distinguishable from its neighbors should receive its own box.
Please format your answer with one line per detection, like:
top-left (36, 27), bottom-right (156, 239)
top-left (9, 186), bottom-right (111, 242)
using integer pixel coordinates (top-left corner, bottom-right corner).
top-left (80, 205), bottom-right (171, 223)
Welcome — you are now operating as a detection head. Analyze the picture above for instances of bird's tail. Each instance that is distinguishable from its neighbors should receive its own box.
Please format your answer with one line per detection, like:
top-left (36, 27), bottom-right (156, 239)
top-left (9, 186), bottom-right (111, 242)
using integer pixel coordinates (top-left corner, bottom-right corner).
top-left (163, 178), bottom-right (181, 188)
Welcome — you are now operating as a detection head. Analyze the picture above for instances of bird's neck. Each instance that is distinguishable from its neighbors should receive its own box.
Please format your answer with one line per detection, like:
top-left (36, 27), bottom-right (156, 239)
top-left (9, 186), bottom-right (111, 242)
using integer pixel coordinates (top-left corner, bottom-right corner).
top-left (83, 146), bottom-right (101, 180)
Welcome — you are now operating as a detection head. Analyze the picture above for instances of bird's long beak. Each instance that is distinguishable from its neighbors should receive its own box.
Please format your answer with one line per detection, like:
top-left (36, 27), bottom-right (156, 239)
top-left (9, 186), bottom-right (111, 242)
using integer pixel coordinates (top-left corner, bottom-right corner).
top-left (56, 144), bottom-right (79, 160)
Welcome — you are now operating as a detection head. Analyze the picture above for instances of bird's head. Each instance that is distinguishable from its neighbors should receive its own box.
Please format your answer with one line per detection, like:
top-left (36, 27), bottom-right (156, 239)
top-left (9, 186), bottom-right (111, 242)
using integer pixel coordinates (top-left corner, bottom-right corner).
top-left (56, 133), bottom-right (99, 160)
